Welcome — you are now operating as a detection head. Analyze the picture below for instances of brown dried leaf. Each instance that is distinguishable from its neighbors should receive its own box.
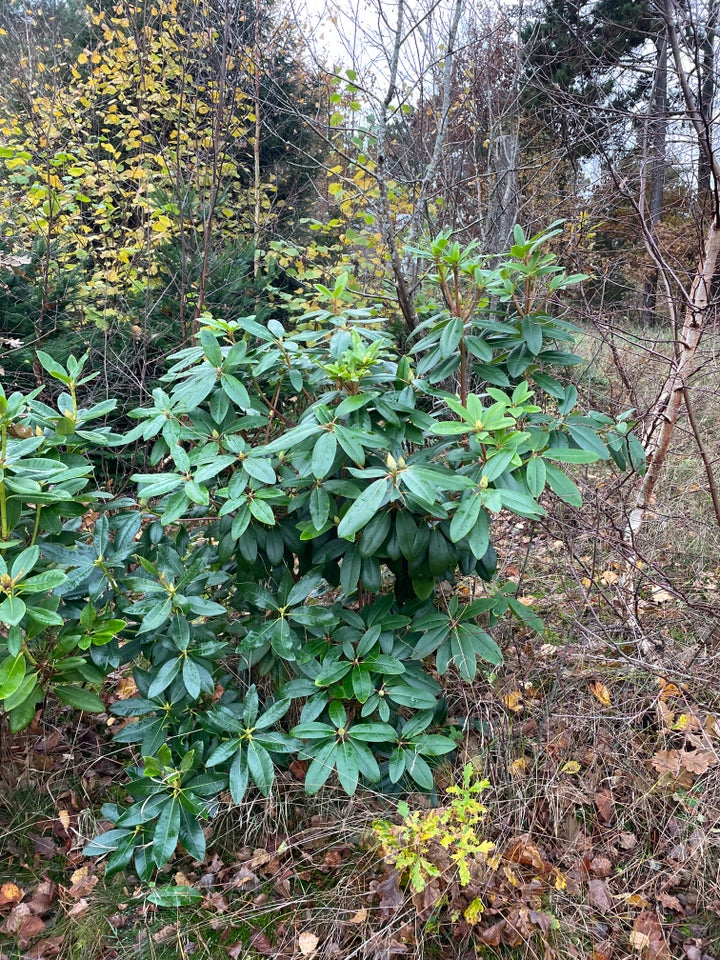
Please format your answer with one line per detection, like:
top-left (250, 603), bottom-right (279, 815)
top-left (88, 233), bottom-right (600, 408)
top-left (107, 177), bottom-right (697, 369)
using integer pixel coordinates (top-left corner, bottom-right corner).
top-left (626, 893), bottom-right (652, 908)
top-left (66, 899), bottom-right (89, 919)
top-left (590, 856), bottom-right (613, 878)
top-left (28, 881), bottom-right (56, 918)
top-left (480, 919), bottom-right (506, 947)
top-left (588, 879), bottom-right (613, 914)
top-left (595, 790), bottom-right (615, 823)
top-left (375, 872), bottom-right (404, 918)
top-left (30, 835), bottom-right (59, 858)
top-left (289, 759), bottom-right (307, 781)
top-left (248, 930), bottom-right (274, 956)
top-left (619, 832), bottom-right (638, 850)
top-left (411, 879), bottom-right (441, 920)
top-left (656, 892), bottom-right (683, 913)
top-left (153, 923), bottom-right (179, 945)
top-left (505, 836), bottom-right (546, 871)
top-left (593, 941), bottom-right (614, 960)
top-left (632, 910), bottom-right (670, 959)
top-left (680, 750), bottom-right (716, 775)
top-left (3, 902), bottom-right (30, 934)
top-left (20, 920), bottom-right (48, 947)
top-left (683, 944), bottom-right (703, 960)
top-left (22, 934), bottom-right (65, 959)
top-left (226, 867), bottom-right (260, 891)
top-left (66, 867), bottom-right (98, 900)
top-left (651, 750), bottom-right (682, 776)
top-left (650, 587), bottom-right (674, 604)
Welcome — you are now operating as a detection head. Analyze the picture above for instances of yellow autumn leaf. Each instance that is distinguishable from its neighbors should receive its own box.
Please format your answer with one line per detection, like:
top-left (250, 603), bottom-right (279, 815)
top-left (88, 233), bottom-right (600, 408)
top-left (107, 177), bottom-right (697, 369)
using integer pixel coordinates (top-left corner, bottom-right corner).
top-left (625, 893), bottom-right (651, 908)
top-left (510, 756), bottom-right (529, 776)
top-left (590, 680), bottom-right (611, 706)
top-left (561, 760), bottom-right (582, 775)
top-left (0, 882), bottom-right (24, 905)
top-left (463, 897), bottom-right (485, 924)
top-left (502, 690), bottom-right (524, 712)
top-left (659, 680), bottom-right (682, 699)
top-left (77, 52), bottom-right (88, 65)
top-left (672, 713), bottom-right (701, 732)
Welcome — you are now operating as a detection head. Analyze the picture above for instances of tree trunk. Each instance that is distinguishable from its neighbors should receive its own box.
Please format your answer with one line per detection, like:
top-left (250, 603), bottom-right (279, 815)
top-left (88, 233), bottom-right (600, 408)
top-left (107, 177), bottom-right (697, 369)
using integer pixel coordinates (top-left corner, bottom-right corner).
top-left (640, 33), bottom-right (668, 327)
top-left (697, 0), bottom-right (718, 201)
top-left (626, 221), bottom-right (720, 545)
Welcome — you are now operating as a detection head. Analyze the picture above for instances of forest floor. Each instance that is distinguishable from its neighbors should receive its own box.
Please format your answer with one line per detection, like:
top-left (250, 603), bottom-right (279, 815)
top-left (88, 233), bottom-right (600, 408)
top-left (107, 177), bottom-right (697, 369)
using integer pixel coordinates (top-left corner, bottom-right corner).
top-left (1, 321), bottom-right (720, 960)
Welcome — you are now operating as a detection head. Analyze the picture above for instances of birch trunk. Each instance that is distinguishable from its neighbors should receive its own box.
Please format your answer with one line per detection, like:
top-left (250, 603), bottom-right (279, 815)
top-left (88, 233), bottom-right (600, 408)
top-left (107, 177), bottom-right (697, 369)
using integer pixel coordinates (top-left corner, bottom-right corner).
top-left (625, 222), bottom-right (720, 546)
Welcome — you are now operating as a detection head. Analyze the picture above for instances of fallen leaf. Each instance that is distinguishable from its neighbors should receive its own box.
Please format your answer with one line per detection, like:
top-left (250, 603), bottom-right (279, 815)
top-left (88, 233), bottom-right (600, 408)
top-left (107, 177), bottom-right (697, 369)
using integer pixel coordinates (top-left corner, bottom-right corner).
top-left (67, 898), bottom-right (90, 918)
top-left (595, 790), bottom-right (615, 823)
top-left (411, 878), bottom-right (441, 919)
top-left (600, 570), bottom-right (620, 585)
top-left (27, 881), bottom-right (56, 917)
top-left (227, 867), bottom-right (260, 891)
top-left (116, 676), bottom-right (137, 699)
top-left (593, 942), bottom-right (614, 960)
top-left (153, 923), bottom-right (179, 944)
top-left (510, 756), bottom-right (529, 776)
top-left (480, 919), bottom-right (506, 946)
top-left (298, 932), bottom-right (319, 955)
top-left (289, 759), bottom-right (307, 781)
top-left (590, 856), bottom-right (613, 878)
top-left (656, 892), bottom-right (683, 912)
top-left (375, 871), bottom-right (403, 917)
top-left (650, 587), bottom-right (674, 604)
top-left (619, 832), bottom-right (638, 849)
top-left (630, 930), bottom-right (651, 952)
top-left (680, 750), bottom-right (716, 775)
top-left (249, 930), bottom-right (274, 956)
top-left (561, 760), bottom-right (582, 775)
top-left (502, 690), bottom-right (524, 712)
top-left (632, 910), bottom-right (671, 959)
top-left (57, 810), bottom-right (71, 832)
top-left (0, 883), bottom-right (24, 907)
top-left (590, 681), bottom-right (611, 706)
top-left (505, 836), bottom-right (546, 871)
top-left (67, 867), bottom-right (98, 900)
top-left (626, 893), bottom-right (651, 908)
top-left (350, 908), bottom-right (367, 923)
top-left (23, 934), bottom-right (65, 958)
top-left (672, 713), bottom-right (702, 732)
top-left (588, 879), bottom-right (613, 914)
top-left (651, 750), bottom-right (681, 776)
top-left (3, 904), bottom-right (46, 944)
top-left (30, 834), bottom-right (59, 858)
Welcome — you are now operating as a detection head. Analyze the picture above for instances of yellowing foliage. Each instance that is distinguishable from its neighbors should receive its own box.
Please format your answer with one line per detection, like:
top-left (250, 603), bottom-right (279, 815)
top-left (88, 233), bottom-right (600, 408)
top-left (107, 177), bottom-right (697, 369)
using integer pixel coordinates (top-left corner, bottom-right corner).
top-left (0, 0), bottom-right (273, 331)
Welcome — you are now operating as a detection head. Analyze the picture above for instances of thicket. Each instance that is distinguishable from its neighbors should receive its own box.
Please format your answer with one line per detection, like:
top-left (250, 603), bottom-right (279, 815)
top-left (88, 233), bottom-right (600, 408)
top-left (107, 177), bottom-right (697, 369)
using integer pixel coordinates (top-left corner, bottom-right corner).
top-left (0, 224), bottom-right (644, 880)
